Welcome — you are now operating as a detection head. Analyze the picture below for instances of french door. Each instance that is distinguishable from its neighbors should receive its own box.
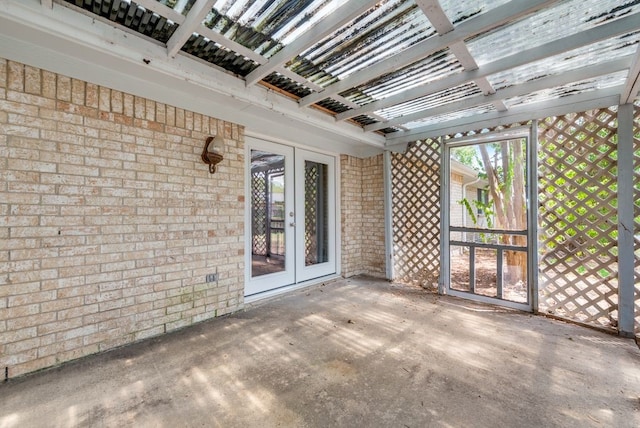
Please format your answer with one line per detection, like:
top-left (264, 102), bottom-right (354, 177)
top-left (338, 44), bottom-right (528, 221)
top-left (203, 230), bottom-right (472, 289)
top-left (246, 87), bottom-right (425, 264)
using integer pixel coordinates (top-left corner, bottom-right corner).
top-left (245, 138), bottom-right (336, 297)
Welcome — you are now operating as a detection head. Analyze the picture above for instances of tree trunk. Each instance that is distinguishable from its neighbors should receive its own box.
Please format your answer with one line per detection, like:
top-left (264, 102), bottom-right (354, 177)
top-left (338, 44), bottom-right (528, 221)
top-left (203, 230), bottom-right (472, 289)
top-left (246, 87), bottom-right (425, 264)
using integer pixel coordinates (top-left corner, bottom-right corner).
top-left (479, 139), bottom-right (527, 284)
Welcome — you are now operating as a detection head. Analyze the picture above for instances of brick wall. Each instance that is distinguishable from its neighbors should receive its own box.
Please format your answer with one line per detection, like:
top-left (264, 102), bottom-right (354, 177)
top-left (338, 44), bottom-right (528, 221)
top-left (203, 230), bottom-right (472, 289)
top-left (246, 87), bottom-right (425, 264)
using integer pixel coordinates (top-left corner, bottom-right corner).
top-left (340, 154), bottom-right (385, 278)
top-left (0, 58), bottom-right (245, 377)
top-left (340, 155), bottom-right (364, 277)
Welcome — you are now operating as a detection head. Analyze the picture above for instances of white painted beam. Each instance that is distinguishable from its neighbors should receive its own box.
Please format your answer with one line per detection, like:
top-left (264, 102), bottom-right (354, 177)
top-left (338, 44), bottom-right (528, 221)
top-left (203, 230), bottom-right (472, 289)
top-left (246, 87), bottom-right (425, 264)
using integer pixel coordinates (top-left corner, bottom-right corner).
top-left (365, 56), bottom-right (631, 132)
top-left (299, 0), bottom-right (559, 108)
top-left (166, 0), bottom-right (215, 58)
top-left (337, 12), bottom-right (640, 121)
top-left (384, 86), bottom-right (622, 146)
top-left (415, 0), bottom-right (454, 33)
top-left (41, 0), bottom-right (52, 9)
top-left (417, 3), bottom-right (506, 112)
top-left (244, 0), bottom-right (379, 86)
top-left (621, 42), bottom-right (640, 104)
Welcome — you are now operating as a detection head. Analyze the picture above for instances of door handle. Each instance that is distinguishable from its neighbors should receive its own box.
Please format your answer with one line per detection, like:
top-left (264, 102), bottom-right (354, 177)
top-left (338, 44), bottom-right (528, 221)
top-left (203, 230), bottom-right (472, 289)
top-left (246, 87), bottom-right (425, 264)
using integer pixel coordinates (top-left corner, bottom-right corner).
top-left (289, 222), bottom-right (296, 227)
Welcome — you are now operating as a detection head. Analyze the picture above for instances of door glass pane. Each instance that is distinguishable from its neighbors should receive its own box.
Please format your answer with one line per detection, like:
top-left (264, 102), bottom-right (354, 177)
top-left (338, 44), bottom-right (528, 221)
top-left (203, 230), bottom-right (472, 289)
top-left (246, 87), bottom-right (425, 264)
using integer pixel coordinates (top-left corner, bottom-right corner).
top-left (304, 160), bottom-right (329, 266)
top-left (251, 150), bottom-right (285, 277)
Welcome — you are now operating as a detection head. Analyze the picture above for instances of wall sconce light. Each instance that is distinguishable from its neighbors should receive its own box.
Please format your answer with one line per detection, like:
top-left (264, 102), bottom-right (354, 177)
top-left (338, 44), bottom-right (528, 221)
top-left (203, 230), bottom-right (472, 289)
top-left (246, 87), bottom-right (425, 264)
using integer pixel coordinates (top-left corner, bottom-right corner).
top-left (201, 135), bottom-right (224, 174)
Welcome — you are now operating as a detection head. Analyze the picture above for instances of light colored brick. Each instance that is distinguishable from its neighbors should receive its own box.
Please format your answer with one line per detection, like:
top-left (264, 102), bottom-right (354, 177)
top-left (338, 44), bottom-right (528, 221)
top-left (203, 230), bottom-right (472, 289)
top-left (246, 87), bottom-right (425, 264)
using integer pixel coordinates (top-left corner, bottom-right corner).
top-left (0, 59), bottom-right (246, 378)
top-left (111, 90), bottom-right (123, 114)
top-left (71, 79), bottom-right (85, 105)
top-left (85, 83), bottom-right (99, 108)
top-left (7, 61), bottom-right (24, 92)
top-left (24, 66), bottom-right (41, 95)
top-left (0, 58), bottom-right (6, 89)
top-left (41, 70), bottom-right (56, 99)
top-left (56, 75), bottom-right (71, 101)
top-left (98, 86), bottom-right (111, 111)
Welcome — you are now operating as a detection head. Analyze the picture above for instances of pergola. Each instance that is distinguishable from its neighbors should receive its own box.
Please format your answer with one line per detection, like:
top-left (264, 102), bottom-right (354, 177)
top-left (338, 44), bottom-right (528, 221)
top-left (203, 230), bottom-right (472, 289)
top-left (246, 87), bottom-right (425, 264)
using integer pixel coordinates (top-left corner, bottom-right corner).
top-left (1, 1), bottom-right (638, 152)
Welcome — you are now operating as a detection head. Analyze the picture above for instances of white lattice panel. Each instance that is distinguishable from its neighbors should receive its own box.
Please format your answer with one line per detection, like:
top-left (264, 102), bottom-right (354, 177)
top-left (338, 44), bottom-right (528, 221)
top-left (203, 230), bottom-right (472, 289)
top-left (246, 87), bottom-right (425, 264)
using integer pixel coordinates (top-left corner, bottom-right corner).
top-left (391, 139), bottom-right (441, 289)
top-left (538, 108), bottom-right (619, 329)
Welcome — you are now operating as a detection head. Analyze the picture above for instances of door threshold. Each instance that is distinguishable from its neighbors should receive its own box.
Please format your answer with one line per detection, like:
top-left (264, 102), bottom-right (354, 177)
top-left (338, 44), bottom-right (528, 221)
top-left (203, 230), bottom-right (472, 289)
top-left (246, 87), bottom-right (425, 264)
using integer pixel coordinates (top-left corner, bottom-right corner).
top-left (244, 274), bottom-right (341, 306)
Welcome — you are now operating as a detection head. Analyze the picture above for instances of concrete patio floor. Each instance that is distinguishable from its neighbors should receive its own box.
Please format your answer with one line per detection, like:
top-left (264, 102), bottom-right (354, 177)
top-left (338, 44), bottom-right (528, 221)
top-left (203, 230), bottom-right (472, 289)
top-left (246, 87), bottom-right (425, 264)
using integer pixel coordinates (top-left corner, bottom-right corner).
top-left (1, 276), bottom-right (639, 427)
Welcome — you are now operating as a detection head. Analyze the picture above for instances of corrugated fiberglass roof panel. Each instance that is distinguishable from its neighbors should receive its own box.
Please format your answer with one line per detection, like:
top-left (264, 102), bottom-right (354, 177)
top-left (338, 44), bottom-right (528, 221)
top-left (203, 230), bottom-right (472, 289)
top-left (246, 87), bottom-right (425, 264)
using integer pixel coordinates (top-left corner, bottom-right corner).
top-left (294, 0), bottom-right (436, 82)
top-left (203, 0), bottom-right (350, 58)
top-left (342, 48), bottom-right (463, 106)
top-left (63, 0), bottom-right (178, 43)
top-left (487, 32), bottom-right (640, 91)
top-left (155, 0), bottom-right (198, 16)
top-left (466, 0), bottom-right (640, 66)
top-left (439, 0), bottom-right (511, 25)
top-left (376, 82), bottom-right (482, 120)
top-left (402, 103), bottom-right (497, 129)
top-left (503, 70), bottom-right (628, 108)
top-left (181, 35), bottom-right (259, 76)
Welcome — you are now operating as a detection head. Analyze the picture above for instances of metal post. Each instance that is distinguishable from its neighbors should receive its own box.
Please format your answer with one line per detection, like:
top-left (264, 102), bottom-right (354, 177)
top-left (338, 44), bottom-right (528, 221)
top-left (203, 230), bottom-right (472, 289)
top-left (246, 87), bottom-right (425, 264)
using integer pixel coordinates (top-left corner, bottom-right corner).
top-left (617, 104), bottom-right (634, 337)
top-left (383, 150), bottom-right (394, 281)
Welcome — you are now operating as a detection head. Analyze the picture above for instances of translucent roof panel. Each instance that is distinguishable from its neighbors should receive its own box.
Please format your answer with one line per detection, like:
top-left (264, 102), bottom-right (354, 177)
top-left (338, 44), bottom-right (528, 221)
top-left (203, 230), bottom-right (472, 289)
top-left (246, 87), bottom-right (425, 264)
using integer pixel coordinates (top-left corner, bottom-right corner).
top-left (488, 33), bottom-right (640, 91)
top-left (181, 35), bottom-right (259, 77)
top-left (295, 0), bottom-right (435, 82)
top-left (403, 103), bottom-right (497, 129)
top-left (503, 71), bottom-right (628, 108)
top-left (155, 0), bottom-right (198, 16)
top-left (63, 0), bottom-right (178, 43)
top-left (467, 0), bottom-right (640, 66)
top-left (204, 0), bottom-right (351, 58)
top-left (342, 48), bottom-right (463, 106)
top-left (376, 82), bottom-right (482, 120)
top-left (439, 0), bottom-right (511, 25)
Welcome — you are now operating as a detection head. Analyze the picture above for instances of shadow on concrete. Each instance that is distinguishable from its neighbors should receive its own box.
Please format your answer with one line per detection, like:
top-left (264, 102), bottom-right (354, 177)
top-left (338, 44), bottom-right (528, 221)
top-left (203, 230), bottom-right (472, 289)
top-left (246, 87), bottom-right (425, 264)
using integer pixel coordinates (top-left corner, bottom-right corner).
top-left (1, 276), bottom-right (639, 427)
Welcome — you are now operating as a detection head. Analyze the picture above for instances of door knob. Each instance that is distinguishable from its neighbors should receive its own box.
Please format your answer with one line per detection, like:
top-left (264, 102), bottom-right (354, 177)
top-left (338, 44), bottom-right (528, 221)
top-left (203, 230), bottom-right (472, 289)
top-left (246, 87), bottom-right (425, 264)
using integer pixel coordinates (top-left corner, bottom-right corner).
top-left (289, 222), bottom-right (296, 227)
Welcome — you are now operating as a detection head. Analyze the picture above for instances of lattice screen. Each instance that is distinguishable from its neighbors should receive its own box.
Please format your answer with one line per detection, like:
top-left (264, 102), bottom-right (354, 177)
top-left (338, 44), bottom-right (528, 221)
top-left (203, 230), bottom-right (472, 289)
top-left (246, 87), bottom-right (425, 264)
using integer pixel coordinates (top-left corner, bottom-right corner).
top-left (538, 108), bottom-right (619, 329)
top-left (391, 139), bottom-right (441, 289)
top-left (305, 162), bottom-right (319, 264)
top-left (633, 103), bottom-right (640, 336)
top-left (251, 170), bottom-right (268, 256)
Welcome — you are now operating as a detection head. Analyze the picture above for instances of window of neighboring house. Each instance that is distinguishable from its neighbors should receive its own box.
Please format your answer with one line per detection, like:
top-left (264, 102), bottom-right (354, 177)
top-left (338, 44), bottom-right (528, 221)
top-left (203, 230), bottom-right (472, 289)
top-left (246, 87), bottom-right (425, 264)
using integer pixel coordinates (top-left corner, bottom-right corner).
top-left (477, 188), bottom-right (488, 214)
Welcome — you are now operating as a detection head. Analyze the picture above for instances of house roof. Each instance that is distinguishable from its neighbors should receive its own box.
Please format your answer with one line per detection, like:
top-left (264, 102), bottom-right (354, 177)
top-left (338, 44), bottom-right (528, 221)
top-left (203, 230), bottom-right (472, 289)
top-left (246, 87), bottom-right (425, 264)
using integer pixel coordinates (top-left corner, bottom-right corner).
top-left (2, 0), bottom-right (639, 155)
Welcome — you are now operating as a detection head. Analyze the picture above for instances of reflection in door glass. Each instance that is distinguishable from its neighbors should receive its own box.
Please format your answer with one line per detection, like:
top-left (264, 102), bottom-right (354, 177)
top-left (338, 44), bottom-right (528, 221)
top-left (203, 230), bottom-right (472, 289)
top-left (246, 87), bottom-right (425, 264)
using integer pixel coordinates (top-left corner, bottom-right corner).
top-left (251, 150), bottom-right (285, 277)
top-left (304, 160), bottom-right (329, 266)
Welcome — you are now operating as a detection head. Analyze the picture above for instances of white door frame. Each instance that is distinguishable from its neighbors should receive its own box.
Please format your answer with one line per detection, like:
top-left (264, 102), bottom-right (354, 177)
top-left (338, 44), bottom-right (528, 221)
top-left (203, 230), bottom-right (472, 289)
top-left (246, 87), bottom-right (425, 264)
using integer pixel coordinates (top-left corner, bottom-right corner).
top-left (244, 137), bottom-right (339, 298)
top-left (295, 149), bottom-right (337, 282)
top-left (440, 125), bottom-right (538, 312)
top-left (244, 137), bottom-right (295, 296)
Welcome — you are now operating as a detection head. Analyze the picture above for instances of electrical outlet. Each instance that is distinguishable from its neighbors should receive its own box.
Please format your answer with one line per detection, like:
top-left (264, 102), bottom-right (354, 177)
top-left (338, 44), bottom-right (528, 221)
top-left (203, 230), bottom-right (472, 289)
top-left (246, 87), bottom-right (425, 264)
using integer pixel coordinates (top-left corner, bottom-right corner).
top-left (205, 273), bottom-right (218, 283)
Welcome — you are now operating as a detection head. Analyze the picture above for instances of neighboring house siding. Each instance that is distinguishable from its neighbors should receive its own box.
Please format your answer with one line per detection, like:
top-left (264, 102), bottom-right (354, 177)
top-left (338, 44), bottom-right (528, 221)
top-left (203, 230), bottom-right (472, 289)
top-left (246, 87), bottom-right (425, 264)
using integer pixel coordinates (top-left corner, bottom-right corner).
top-left (0, 59), bottom-right (245, 377)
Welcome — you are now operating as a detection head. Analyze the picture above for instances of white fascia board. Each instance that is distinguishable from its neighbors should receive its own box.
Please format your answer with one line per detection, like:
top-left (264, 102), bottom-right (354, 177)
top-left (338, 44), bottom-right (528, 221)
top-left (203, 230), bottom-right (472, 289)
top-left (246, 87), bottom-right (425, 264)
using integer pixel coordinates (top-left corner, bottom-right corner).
top-left (366, 56), bottom-right (632, 132)
top-left (384, 86), bottom-right (622, 147)
top-left (338, 12), bottom-right (640, 121)
top-left (244, 0), bottom-right (379, 86)
top-left (298, 0), bottom-right (559, 108)
top-left (0, 0), bottom-right (384, 153)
